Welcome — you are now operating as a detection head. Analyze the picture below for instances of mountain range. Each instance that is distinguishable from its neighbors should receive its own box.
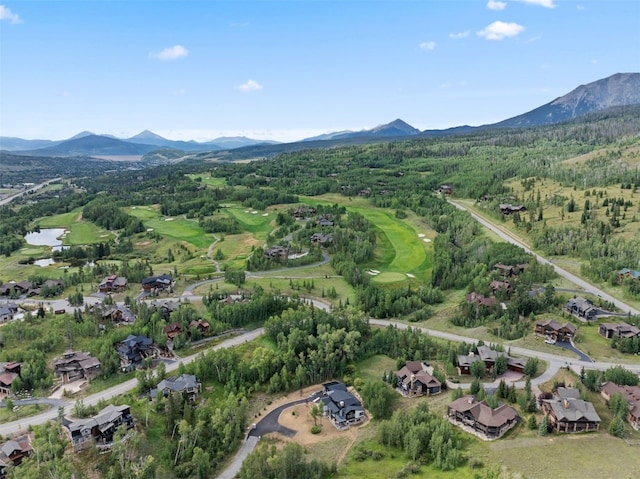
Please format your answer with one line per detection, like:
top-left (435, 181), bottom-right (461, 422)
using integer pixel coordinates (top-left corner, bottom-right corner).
top-left (1, 72), bottom-right (638, 157)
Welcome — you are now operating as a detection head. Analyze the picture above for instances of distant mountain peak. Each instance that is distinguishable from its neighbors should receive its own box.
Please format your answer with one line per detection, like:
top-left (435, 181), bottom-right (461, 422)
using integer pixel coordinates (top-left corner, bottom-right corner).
top-left (129, 130), bottom-right (167, 141)
top-left (303, 118), bottom-right (420, 141)
top-left (494, 72), bottom-right (640, 128)
top-left (69, 130), bottom-right (96, 140)
top-left (370, 118), bottom-right (420, 135)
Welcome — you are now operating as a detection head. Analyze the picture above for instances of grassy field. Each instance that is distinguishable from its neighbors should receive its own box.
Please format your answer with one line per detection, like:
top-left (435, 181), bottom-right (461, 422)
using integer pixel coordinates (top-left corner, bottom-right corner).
top-left (185, 174), bottom-right (227, 188)
top-left (144, 216), bottom-right (212, 249)
top-left (487, 428), bottom-right (640, 479)
top-left (223, 205), bottom-right (274, 238)
top-left (300, 195), bottom-right (434, 283)
top-left (35, 207), bottom-right (115, 245)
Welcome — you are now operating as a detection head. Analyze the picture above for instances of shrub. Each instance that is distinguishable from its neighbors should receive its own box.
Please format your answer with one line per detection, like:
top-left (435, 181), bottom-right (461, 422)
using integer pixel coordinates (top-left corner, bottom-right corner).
top-left (310, 424), bottom-right (322, 434)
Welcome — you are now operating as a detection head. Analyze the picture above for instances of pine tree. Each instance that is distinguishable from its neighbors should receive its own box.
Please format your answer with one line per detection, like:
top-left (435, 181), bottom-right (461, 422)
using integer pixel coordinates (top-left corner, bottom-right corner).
top-left (539, 415), bottom-right (549, 436)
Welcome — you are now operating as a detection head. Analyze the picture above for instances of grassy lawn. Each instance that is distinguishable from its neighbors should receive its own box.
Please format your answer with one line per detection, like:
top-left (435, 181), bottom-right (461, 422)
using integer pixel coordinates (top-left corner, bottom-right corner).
top-left (144, 216), bottom-right (213, 249)
top-left (223, 206), bottom-right (274, 238)
top-left (488, 432), bottom-right (640, 479)
top-left (65, 222), bottom-right (114, 245)
top-left (35, 207), bottom-right (114, 245)
top-left (185, 174), bottom-right (227, 188)
top-left (0, 403), bottom-right (49, 423)
top-left (300, 195), bottom-right (433, 282)
top-left (574, 321), bottom-right (640, 364)
top-left (37, 207), bottom-right (83, 227)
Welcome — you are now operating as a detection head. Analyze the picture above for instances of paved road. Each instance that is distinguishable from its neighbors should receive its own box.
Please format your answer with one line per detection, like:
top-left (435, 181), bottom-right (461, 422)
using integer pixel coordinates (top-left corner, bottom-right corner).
top-left (449, 200), bottom-right (640, 317)
top-left (0, 328), bottom-right (264, 436)
top-left (216, 436), bottom-right (259, 479)
top-left (369, 319), bottom-right (640, 378)
top-left (0, 178), bottom-right (63, 206)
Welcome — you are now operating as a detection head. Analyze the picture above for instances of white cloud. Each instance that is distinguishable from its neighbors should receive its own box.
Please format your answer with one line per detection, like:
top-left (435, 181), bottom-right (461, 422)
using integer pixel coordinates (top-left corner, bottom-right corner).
top-left (449, 31), bottom-right (470, 39)
top-left (236, 80), bottom-right (263, 92)
top-left (0, 5), bottom-right (21, 24)
top-left (487, 0), bottom-right (507, 11)
top-left (478, 21), bottom-right (525, 40)
top-left (151, 45), bottom-right (188, 61)
top-left (512, 0), bottom-right (556, 8)
top-left (419, 41), bottom-right (436, 51)
top-left (591, 59), bottom-right (598, 64)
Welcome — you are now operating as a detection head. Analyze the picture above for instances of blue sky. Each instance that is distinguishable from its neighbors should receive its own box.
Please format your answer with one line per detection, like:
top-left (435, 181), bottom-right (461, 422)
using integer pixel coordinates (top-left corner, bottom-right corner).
top-left (1, 0), bottom-right (638, 142)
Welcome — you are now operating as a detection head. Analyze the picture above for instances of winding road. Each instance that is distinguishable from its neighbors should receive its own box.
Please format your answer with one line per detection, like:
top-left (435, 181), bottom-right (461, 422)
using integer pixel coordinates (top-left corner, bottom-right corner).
top-left (449, 199), bottom-right (640, 317)
top-left (2, 196), bottom-right (640, 478)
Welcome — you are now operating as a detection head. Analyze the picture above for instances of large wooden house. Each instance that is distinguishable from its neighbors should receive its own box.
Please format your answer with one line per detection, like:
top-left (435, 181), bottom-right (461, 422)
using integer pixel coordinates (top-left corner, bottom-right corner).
top-left (448, 395), bottom-right (518, 440)
top-left (395, 361), bottom-right (441, 397)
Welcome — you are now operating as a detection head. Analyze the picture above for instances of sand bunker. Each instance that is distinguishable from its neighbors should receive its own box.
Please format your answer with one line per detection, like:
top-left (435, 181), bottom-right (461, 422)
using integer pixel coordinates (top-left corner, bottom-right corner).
top-left (423, 238), bottom-right (431, 243)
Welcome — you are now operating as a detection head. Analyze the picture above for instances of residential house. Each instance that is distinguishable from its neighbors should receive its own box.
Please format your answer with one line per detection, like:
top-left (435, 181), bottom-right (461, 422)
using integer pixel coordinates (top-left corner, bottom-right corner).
top-left (565, 297), bottom-right (598, 321)
top-left (141, 274), bottom-right (173, 292)
top-left (163, 322), bottom-right (183, 340)
top-left (541, 387), bottom-right (601, 433)
top-left (150, 300), bottom-right (181, 319)
top-left (66, 404), bottom-right (134, 452)
top-left (0, 303), bottom-right (19, 323)
top-left (99, 275), bottom-right (128, 293)
top-left (465, 292), bottom-right (497, 308)
top-left (395, 361), bottom-right (441, 397)
top-left (457, 346), bottom-right (526, 376)
top-left (151, 374), bottom-right (201, 401)
top-left (11, 281), bottom-right (32, 295)
top-left (310, 233), bottom-right (333, 246)
top-left (291, 206), bottom-right (316, 220)
top-left (317, 216), bottom-right (334, 227)
top-left (53, 351), bottom-right (101, 384)
top-left (0, 362), bottom-right (21, 395)
top-left (493, 263), bottom-right (528, 278)
top-left (447, 395), bottom-right (519, 440)
top-left (117, 335), bottom-right (154, 372)
top-left (534, 319), bottom-right (577, 342)
top-left (600, 382), bottom-right (640, 430)
top-left (189, 319), bottom-right (210, 336)
top-left (321, 381), bottom-right (365, 429)
top-left (100, 305), bottom-right (135, 325)
top-left (0, 435), bottom-right (32, 477)
top-left (264, 246), bottom-right (289, 260)
top-left (490, 280), bottom-right (512, 294)
top-left (598, 322), bottom-right (640, 339)
top-left (618, 268), bottom-right (640, 283)
top-left (436, 185), bottom-right (453, 196)
top-left (499, 204), bottom-right (527, 215)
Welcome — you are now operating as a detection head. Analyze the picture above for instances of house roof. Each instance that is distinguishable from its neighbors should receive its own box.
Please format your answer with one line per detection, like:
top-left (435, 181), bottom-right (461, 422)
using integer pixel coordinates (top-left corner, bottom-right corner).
top-left (157, 374), bottom-right (200, 393)
top-left (0, 436), bottom-right (31, 459)
top-left (619, 268), bottom-right (640, 279)
top-left (68, 404), bottom-right (131, 434)
top-left (449, 395), bottom-right (518, 428)
top-left (601, 382), bottom-right (640, 418)
top-left (544, 388), bottom-right (601, 423)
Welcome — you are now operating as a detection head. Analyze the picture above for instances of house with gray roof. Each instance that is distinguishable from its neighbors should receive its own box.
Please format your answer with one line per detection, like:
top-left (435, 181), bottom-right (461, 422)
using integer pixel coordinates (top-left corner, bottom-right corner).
top-left (53, 350), bottom-right (101, 384)
top-left (396, 361), bottom-right (441, 397)
top-left (0, 435), bottom-right (32, 477)
top-left (565, 297), bottom-right (598, 321)
top-left (66, 404), bottom-right (134, 452)
top-left (151, 374), bottom-right (201, 401)
top-left (321, 381), bottom-right (365, 429)
top-left (541, 387), bottom-right (601, 433)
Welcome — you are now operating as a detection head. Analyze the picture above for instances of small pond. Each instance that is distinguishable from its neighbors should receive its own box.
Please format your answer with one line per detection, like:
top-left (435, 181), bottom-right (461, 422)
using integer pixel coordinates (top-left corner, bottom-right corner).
top-left (24, 228), bottom-right (66, 247)
top-left (33, 258), bottom-right (56, 267)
